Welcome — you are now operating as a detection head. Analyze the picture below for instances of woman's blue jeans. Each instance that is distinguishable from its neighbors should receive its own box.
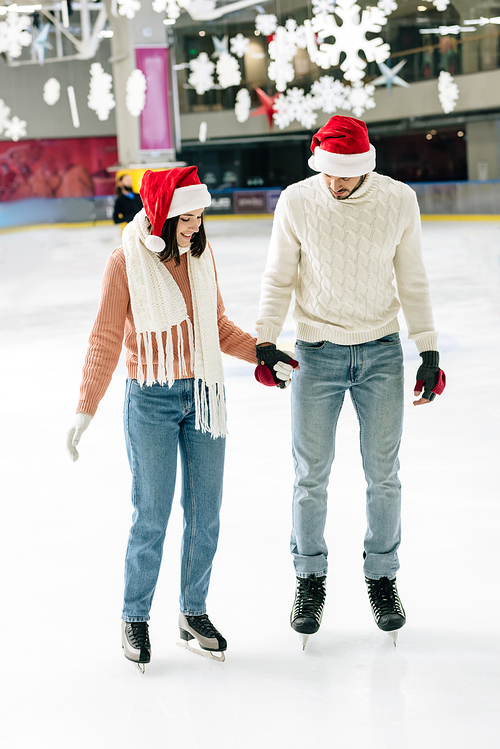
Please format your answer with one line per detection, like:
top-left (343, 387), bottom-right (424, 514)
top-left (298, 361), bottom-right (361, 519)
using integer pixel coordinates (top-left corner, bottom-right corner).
top-left (291, 335), bottom-right (404, 581)
top-left (122, 378), bottom-right (226, 621)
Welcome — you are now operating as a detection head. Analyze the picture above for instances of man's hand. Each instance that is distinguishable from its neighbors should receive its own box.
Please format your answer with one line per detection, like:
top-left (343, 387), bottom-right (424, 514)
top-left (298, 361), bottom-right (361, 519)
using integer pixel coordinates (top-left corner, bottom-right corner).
top-left (66, 413), bottom-right (92, 461)
top-left (255, 343), bottom-right (299, 389)
top-left (413, 351), bottom-right (446, 406)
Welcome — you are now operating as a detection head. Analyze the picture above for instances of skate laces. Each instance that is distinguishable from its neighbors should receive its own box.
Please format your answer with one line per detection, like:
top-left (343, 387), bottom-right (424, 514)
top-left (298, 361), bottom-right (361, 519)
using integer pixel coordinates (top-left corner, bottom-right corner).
top-left (293, 577), bottom-right (326, 623)
top-left (186, 614), bottom-right (221, 638)
top-left (127, 621), bottom-right (150, 649)
top-left (366, 577), bottom-right (404, 617)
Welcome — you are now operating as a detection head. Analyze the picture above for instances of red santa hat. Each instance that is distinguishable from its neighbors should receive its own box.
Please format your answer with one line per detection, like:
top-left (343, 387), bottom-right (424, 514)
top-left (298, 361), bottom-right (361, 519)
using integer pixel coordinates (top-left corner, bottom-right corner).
top-left (308, 115), bottom-right (376, 177)
top-left (139, 166), bottom-right (212, 253)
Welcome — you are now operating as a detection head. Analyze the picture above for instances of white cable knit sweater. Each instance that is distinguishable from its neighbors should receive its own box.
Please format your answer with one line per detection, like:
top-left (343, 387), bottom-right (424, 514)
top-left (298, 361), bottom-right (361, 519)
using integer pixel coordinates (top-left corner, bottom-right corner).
top-left (256, 171), bottom-right (438, 354)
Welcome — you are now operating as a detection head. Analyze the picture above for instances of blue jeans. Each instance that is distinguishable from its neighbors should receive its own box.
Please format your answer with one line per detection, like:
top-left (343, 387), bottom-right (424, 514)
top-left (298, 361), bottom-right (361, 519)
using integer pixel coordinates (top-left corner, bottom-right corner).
top-left (290, 334), bottom-right (404, 581)
top-left (122, 378), bottom-right (226, 621)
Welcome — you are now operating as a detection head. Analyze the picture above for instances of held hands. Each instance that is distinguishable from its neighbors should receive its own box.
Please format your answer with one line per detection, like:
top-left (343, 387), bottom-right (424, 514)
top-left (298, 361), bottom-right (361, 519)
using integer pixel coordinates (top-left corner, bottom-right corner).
top-left (66, 412), bottom-right (92, 461)
top-left (255, 343), bottom-right (299, 389)
top-left (413, 351), bottom-right (446, 406)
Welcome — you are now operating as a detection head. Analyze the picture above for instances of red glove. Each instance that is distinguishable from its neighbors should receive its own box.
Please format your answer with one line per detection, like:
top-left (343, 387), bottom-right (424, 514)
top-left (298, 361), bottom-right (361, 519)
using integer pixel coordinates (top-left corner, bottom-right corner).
top-left (255, 344), bottom-right (299, 389)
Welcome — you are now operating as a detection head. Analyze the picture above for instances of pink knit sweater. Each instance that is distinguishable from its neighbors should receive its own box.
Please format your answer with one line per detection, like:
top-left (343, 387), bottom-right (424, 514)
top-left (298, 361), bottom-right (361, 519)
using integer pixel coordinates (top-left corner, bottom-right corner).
top-left (77, 245), bottom-right (257, 416)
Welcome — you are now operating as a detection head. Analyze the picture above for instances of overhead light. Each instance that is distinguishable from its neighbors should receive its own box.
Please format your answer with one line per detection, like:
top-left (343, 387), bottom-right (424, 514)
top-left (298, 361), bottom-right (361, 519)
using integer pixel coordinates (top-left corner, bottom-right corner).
top-left (199, 30), bottom-right (206, 37)
top-left (464, 17), bottom-right (500, 26)
top-left (420, 25), bottom-right (477, 35)
top-left (426, 133), bottom-right (433, 140)
top-left (417, 5), bottom-right (427, 10)
top-left (457, 131), bottom-right (464, 137)
top-left (254, 30), bottom-right (261, 36)
top-left (163, 18), bottom-right (176, 25)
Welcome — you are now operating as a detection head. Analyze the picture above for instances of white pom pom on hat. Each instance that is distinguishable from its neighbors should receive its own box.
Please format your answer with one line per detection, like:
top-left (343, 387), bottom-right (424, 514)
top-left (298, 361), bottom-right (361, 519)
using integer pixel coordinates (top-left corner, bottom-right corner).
top-left (139, 166), bottom-right (212, 253)
top-left (308, 115), bottom-right (376, 177)
top-left (144, 235), bottom-right (166, 253)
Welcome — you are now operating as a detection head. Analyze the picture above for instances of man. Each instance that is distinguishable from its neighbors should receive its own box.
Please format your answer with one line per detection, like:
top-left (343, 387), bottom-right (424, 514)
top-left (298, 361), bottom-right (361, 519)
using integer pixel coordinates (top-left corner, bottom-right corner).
top-left (254, 116), bottom-right (445, 647)
top-left (113, 173), bottom-right (143, 225)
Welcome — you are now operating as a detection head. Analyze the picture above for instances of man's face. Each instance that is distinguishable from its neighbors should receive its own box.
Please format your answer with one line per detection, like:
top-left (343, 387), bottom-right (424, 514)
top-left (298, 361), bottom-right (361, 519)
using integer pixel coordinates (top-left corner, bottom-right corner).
top-left (322, 173), bottom-right (365, 200)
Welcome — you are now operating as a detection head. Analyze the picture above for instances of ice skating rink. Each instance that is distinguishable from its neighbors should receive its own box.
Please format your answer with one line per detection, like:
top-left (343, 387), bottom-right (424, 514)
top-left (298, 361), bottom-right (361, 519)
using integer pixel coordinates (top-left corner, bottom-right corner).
top-left (1, 215), bottom-right (499, 749)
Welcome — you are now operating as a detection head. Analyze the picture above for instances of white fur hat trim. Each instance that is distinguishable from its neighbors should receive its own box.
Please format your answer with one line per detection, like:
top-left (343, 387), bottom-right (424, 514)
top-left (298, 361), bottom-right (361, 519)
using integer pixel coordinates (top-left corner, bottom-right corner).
top-left (308, 144), bottom-right (376, 177)
top-left (167, 183), bottom-right (212, 219)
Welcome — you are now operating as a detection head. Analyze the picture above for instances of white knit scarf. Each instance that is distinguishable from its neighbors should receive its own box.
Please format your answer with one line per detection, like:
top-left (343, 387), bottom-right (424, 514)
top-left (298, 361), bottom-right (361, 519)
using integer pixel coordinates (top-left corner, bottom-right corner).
top-left (122, 209), bottom-right (227, 438)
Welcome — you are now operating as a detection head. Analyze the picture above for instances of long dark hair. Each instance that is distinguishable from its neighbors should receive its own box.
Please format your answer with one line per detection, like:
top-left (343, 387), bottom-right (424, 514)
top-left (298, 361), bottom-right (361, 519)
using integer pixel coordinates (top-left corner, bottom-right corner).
top-left (157, 213), bottom-right (207, 266)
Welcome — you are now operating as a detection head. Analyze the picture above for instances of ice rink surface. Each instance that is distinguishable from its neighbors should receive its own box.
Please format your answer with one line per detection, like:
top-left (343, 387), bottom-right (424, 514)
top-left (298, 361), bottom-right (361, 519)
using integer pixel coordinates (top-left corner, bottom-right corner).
top-left (1, 216), bottom-right (499, 748)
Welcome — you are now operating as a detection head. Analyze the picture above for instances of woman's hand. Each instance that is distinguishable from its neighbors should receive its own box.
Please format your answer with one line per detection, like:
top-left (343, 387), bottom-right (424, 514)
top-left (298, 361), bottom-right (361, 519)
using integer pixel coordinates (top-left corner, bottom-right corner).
top-left (66, 413), bottom-right (92, 461)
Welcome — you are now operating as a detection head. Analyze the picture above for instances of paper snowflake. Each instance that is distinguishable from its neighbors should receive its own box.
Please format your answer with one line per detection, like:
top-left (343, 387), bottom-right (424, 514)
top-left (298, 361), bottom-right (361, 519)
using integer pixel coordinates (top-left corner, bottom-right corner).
top-left (4, 115), bottom-right (27, 141)
top-left (438, 71), bottom-right (459, 113)
top-left (268, 25), bottom-right (302, 92)
top-left (312, 0), bottom-right (336, 16)
top-left (216, 53), bottom-right (241, 88)
top-left (0, 99), bottom-right (12, 134)
top-left (234, 88), bottom-right (251, 123)
top-left (152, 0), bottom-right (188, 17)
top-left (377, 0), bottom-right (398, 14)
top-left (344, 81), bottom-right (376, 116)
top-left (188, 52), bottom-right (215, 95)
top-left (273, 87), bottom-right (318, 130)
top-left (0, 13), bottom-right (32, 58)
top-left (433, 0), bottom-right (449, 10)
top-left (255, 14), bottom-right (278, 36)
top-left (126, 69), bottom-right (147, 116)
top-left (310, 0), bottom-right (390, 82)
top-left (43, 78), bottom-right (61, 106)
top-left (230, 33), bottom-right (250, 58)
top-left (88, 63), bottom-right (116, 121)
top-left (310, 76), bottom-right (349, 113)
top-left (117, 0), bottom-right (141, 19)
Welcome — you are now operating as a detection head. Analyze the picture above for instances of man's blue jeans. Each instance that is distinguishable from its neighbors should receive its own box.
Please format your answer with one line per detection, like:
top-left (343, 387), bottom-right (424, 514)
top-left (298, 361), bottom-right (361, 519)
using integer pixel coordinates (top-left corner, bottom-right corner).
top-left (122, 378), bottom-right (226, 622)
top-left (290, 334), bottom-right (404, 581)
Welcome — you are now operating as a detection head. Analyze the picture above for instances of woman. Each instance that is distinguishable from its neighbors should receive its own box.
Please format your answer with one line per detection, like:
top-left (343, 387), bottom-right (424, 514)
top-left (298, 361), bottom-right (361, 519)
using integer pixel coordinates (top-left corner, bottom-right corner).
top-left (112, 173), bottom-right (143, 226)
top-left (66, 167), bottom-right (261, 671)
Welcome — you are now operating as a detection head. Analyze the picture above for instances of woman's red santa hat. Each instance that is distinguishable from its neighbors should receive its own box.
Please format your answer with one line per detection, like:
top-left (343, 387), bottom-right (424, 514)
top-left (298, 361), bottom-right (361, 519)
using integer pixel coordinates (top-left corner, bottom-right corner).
top-left (139, 166), bottom-right (211, 253)
top-left (308, 115), bottom-right (376, 177)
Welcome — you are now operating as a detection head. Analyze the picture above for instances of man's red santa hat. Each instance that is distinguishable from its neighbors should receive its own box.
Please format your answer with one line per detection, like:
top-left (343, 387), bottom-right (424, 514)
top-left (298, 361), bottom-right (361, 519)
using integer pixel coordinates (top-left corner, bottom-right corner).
top-left (139, 166), bottom-right (211, 253)
top-left (308, 115), bottom-right (376, 177)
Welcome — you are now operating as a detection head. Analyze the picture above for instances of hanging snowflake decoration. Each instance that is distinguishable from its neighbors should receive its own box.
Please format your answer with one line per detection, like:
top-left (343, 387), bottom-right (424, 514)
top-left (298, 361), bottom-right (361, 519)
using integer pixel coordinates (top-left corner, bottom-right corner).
top-left (188, 52), bottom-right (215, 95)
top-left (4, 115), bottom-right (27, 141)
top-left (255, 14), bottom-right (278, 36)
top-left (152, 0), bottom-right (187, 18)
top-left (377, 0), bottom-right (398, 13)
top-left (344, 81), bottom-right (376, 117)
top-left (234, 88), bottom-right (251, 123)
top-left (310, 76), bottom-right (349, 113)
top-left (268, 25), bottom-right (301, 92)
top-left (433, 0), bottom-right (450, 10)
top-left (216, 53), bottom-right (241, 88)
top-left (88, 62), bottom-right (116, 121)
top-left (308, 0), bottom-right (390, 82)
top-left (116, 0), bottom-right (141, 20)
top-left (230, 33), bottom-right (250, 58)
top-left (273, 87), bottom-right (318, 130)
top-left (0, 13), bottom-right (32, 58)
top-left (126, 69), bottom-right (147, 116)
top-left (0, 99), bottom-right (12, 134)
top-left (43, 78), bottom-right (61, 106)
top-left (438, 71), bottom-right (459, 113)
top-left (312, 0), bottom-right (336, 16)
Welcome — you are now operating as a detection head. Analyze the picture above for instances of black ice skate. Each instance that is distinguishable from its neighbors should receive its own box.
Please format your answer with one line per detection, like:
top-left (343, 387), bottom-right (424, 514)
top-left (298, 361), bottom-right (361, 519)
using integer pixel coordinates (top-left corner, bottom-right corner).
top-left (177, 613), bottom-right (227, 662)
top-left (365, 576), bottom-right (406, 646)
top-left (121, 620), bottom-right (151, 674)
top-left (290, 575), bottom-right (326, 649)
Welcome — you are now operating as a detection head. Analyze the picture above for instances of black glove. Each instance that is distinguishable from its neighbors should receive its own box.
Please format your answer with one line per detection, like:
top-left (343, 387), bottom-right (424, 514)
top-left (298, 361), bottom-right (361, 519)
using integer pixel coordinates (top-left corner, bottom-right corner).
top-left (415, 350), bottom-right (446, 402)
top-left (255, 344), bottom-right (299, 389)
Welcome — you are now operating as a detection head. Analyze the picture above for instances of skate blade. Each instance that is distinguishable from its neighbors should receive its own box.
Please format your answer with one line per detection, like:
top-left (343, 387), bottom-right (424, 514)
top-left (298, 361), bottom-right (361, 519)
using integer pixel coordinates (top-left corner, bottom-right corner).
top-left (388, 631), bottom-right (398, 647)
top-left (137, 662), bottom-right (146, 674)
top-left (176, 640), bottom-right (226, 662)
top-left (299, 634), bottom-right (310, 650)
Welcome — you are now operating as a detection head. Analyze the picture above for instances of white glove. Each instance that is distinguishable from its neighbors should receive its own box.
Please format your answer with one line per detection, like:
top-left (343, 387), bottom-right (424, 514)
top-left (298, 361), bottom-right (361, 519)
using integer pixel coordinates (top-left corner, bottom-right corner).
top-left (66, 412), bottom-right (92, 462)
top-left (274, 351), bottom-right (297, 387)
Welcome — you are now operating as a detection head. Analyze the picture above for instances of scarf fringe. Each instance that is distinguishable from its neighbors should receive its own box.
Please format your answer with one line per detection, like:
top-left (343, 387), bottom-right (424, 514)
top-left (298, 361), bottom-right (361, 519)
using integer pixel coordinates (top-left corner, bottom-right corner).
top-left (194, 380), bottom-right (227, 439)
top-left (135, 327), bottom-right (190, 390)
